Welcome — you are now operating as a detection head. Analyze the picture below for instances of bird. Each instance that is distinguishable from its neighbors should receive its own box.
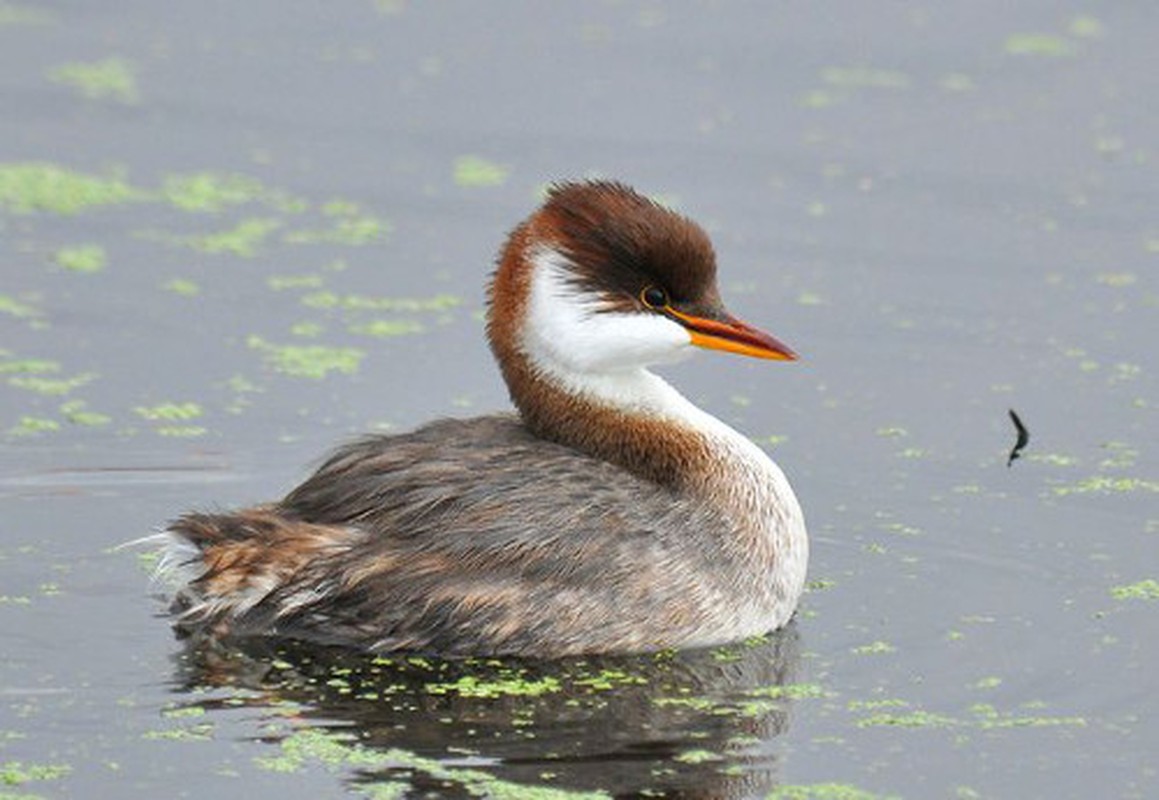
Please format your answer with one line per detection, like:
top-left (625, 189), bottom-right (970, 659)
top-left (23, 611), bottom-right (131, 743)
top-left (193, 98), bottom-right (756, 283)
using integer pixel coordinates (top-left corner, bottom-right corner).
top-left (156, 180), bottom-right (808, 658)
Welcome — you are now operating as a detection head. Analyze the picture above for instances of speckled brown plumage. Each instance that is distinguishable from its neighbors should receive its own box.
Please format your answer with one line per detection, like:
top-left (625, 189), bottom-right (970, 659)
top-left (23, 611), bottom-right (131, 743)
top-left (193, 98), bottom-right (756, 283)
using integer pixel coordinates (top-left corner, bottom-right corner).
top-left (172, 417), bottom-right (746, 654)
top-left (160, 180), bottom-right (807, 657)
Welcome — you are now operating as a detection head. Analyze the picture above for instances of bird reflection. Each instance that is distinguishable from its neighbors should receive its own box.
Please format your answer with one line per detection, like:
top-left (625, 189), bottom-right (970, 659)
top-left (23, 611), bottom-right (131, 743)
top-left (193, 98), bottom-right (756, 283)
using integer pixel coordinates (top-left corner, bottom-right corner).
top-left (169, 626), bottom-right (803, 798)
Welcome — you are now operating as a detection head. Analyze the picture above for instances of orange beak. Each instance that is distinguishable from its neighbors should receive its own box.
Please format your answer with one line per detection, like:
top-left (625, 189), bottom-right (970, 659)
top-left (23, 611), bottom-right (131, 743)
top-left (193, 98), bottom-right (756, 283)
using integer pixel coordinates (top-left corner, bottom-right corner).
top-left (667, 308), bottom-right (798, 361)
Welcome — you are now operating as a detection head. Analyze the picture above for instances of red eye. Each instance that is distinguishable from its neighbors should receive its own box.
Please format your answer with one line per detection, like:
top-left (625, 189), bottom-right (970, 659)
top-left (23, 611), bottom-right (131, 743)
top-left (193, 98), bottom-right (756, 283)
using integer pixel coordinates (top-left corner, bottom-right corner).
top-left (640, 286), bottom-right (669, 309)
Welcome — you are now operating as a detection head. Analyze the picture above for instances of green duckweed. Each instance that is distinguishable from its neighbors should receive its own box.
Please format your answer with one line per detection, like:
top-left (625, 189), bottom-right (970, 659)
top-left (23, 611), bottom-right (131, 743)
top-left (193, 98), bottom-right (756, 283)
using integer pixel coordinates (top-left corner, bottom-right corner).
top-left (1004, 33), bottom-right (1076, 57)
top-left (247, 336), bottom-right (364, 379)
top-left (0, 162), bottom-right (140, 214)
top-left (48, 57), bottom-right (138, 103)
top-left (1110, 579), bottom-right (1159, 601)
top-left (453, 155), bottom-right (509, 187)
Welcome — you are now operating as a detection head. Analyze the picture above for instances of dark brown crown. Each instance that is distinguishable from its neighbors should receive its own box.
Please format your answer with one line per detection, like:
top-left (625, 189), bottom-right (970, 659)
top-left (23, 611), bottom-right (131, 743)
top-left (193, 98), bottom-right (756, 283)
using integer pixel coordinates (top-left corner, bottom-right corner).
top-left (533, 180), bottom-right (720, 310)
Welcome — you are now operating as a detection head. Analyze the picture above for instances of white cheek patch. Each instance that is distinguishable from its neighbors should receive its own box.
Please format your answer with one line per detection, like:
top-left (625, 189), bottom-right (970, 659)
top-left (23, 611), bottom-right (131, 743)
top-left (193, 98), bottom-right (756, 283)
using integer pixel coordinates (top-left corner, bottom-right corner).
top-left (524, 247), bottom-right (691, 375)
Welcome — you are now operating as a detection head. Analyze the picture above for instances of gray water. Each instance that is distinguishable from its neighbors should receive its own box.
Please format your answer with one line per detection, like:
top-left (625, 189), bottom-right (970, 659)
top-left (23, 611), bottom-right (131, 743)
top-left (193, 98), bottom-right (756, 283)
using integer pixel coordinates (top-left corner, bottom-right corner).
top-left (2, 3), bottom-right (1156, 798)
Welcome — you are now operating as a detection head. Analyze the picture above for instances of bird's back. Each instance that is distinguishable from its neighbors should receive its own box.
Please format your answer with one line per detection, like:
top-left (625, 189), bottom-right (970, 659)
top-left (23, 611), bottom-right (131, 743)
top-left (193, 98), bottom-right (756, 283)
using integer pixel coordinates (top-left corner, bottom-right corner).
top-left (167, 415), bottom-right (748, 656)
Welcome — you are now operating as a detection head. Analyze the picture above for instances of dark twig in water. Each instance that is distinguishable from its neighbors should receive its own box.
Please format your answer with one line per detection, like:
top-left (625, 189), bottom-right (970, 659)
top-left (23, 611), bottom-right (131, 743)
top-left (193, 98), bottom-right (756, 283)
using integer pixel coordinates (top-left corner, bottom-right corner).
top-left (1007, 409), bottom-right (1029, 467)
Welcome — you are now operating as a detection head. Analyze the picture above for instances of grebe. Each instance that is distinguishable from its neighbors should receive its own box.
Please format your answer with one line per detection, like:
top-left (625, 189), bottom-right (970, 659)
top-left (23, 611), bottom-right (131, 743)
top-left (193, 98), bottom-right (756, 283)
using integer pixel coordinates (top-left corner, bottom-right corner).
top-left (159, 180), bottom-right (808, 657)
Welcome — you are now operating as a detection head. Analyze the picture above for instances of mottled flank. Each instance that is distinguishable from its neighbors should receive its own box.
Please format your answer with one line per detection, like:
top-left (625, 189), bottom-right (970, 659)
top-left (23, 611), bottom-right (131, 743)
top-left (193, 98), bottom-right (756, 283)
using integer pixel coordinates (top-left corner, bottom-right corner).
top-left (165, 508), bottom-right (361, 628)
top-left (168, 416), bottom-right (752, 655)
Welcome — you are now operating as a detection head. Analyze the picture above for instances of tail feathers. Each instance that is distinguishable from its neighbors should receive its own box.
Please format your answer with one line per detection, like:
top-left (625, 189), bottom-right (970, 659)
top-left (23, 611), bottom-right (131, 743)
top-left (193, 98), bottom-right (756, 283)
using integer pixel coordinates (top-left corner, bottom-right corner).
top-left (159, 507), bottom-right (358, 630)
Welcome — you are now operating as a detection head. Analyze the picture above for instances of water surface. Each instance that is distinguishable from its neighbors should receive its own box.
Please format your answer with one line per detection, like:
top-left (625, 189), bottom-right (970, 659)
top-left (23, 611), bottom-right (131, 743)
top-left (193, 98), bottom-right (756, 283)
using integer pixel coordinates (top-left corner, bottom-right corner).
top-left (2, 3), bottom-right (1156, 798)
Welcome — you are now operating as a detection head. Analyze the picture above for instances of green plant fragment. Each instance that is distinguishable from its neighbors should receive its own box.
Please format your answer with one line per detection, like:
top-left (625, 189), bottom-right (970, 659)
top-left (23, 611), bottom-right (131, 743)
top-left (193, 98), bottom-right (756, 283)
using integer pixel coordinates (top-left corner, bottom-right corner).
top-left (744, 683), bottom-right (826, 700)
top-left (0, 760), bottom-right (71, 785)
top-left (283, 214), bottom-right (391, 246)
top-left (349, 319), bottom-right (424, 338)
top-left (1053, 476), bottom-right (1159, 496)
top-left (253, 729), bottom-right (608, 798)
top-left (1110, 579), bottom-right (1159, 601)
top-left (0, 295), bottom-right (40, 318)
top-left (162, 278), bottom-right (200, 296)
top-left (0, 2), bottom-right (56, 25)
top-left (48, 57), bottom-right (138, 103)
top-left (55, 244), bottom-right (107, 272)
top-left (767, 784), bottom-right (900, 800)
top-left (453, 155), bottom-right (509, 187)
top-left (0, 162), bottom-right (141, 213)
top-left (855, 709), bottom-right (956, 728)
top-left (247, 337), bottom-right (364, 379)
top-left (820, 66), bottom-right (910, 89)
top-left (1068, 16), bottom-right (1104, 39)
top-left (141, 723), bottom-right (214, 741)
top-left (162, 172), bottom-right (304, 213)
top-left (268, 274), bottom-right (325, 291)
top-left (181, 218), bottom-right (282, 257)
top-left (60, 400), bottom-right (110, 426)
top-left (1004, 33), bottom-right (1076, 57)
top-left (424, 674), bottom-right (561, 698)
top-left (0, 357), bottom-right (57, 374)
top-left (134, 402), bottom-right (202, 421)
top-left (8, 416), bottom-right (60, 435)
top-left (301, 291), bottom-right (460, 313)
top-left (8, 372), bottom-right (95, 395)
top-left (156, 426), bottom-right (208, 437)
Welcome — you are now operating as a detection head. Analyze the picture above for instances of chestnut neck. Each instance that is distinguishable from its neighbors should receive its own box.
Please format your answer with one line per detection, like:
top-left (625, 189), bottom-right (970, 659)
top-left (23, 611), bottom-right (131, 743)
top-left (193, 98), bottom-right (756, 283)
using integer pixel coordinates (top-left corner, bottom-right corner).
top-left (495, 348), bottom-right (711, 489)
